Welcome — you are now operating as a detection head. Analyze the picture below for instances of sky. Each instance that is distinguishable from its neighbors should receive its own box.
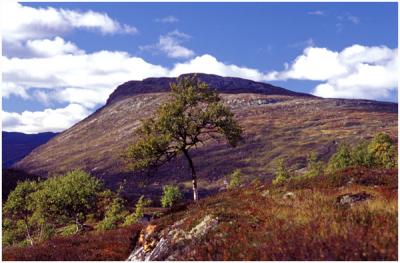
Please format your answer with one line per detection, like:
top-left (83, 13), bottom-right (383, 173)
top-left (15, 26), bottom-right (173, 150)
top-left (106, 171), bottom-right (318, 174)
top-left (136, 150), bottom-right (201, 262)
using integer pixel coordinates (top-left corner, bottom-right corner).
top-left (2, 1), bottom-right (398, 134)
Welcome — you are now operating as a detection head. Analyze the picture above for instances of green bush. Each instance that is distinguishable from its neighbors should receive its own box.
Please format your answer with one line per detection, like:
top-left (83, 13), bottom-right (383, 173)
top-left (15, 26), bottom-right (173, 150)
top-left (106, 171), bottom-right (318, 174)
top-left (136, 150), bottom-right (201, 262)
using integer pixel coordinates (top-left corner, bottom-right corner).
top-left (123, 195), bottom-right (152, 226)
top-left (326, 144), bottom-right (353, 173)
top-left (3, 170), bottom-right (106, 245)
top-left (97, 197), bottom-right (126, 231)
top-left (368, 133), bottom-right (397, 168)
top-left (326, 133), bottom-right (397, 173)
top-left (161, 185), bottom-right (182, 208)
top-left (227, 169), bottom-right (243, 189)
top-left (351, 141), bottom-right (373, 167)
top-left (272, 158), bottom-right (291, 185)
top-left (304, 153), bottom-right (324, 178)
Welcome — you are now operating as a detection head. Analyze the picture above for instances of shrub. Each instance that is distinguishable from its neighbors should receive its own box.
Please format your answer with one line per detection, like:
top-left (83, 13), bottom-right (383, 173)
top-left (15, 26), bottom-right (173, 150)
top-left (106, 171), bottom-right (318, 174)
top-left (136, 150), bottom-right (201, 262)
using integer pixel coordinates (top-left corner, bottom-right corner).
top-left (123, 196), bottom-right (152, 226)
top-left (97, 197), bottom-right (126, 231)
top-left (272, 158), bottom-right (291, 185)
top-left (3, 180), bottom-right (39, 245)
top-left (3, 170), bottom-right (106, 245)
top-left (161, 185), bottom-right (182, 208)
top-left (304, 152), bottom-right (324, 178)
top-left (351, 141), bottom-right (373, 167)
top-left (326, 144), bottom-right (353, 173)
top-left (368, 133), bottom-right (397, 168)
top-left (32, 170), bottom-right (104, 232)
top-left (227, 169), bottom-right (243, 189)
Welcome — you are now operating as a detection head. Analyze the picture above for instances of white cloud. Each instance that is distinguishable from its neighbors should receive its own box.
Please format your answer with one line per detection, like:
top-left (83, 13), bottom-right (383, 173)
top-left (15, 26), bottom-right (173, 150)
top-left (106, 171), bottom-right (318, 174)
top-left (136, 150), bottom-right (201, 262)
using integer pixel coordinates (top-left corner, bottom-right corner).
top-left (140, 30), bottom-right (195, 59)
top-left (2, 104), bottom-right (91, 133)
top-left (169, 54), bottom-right (270, 81)
top-left (267, 44), bottom-right (398, 100)
top-left (26, 37), bottom-right (85, 57)
top-left (156, 15), bottom-right (179, 23)
top-left (2, 1), bottom-right (137, 44)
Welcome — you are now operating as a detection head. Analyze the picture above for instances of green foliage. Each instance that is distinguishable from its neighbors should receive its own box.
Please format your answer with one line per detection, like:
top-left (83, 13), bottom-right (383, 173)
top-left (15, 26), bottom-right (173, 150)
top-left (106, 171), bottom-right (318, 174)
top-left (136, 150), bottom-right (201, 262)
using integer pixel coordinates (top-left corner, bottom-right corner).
top-left (351, 141), bottom-right (373, 167)
top-left (2, 219), bottom-right (27, 246)
top-left (272, 158), bottom-right (291, 185)
top-left (161, 185), bottom-right (183, 208)
top-left (125, 75), bottom-right (243, 200)
top-left (326, 133), bottom-right (397, 173)
top-left (304, 152), bottom-right (324, 178)
top-left (97, 196), bottom-right (126, 231)
top-left (3, 181), bottom-right (39, 246)
top-left (123, 196), bottom-right (152, 226)
top-left (367, 133), bottom-right (397, 168)
top-left (227, 169), bottom-right (243, 189)
top-left (4, 180), bottom-right (38, 221)
top-left (326, 144), bottom-right (353, 173)
top-left (60, 224), bottom-right (78, 237)
top-left (32, 170), bottom-right (104, 228)
top-left (3, 170), bottom-right (105, 245)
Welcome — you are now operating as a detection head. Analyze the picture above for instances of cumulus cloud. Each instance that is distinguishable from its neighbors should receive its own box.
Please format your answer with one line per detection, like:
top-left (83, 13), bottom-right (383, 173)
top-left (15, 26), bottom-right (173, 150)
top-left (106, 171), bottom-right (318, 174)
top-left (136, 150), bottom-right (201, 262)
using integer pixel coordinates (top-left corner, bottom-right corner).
top-left (140, 30), bottom-right (195, 59)
top-left (155, 15), bottom-right (179, 23)
top-left (2, 1), bottom-right (137, 58)
top-left (25, 37), bottom-right (85, 57)
top-left (2, 104), bottom-right (91, 133)
top-left (2, 1), bottom-right (137, 46)
top-left (266, 44), bottom-right (397, 100)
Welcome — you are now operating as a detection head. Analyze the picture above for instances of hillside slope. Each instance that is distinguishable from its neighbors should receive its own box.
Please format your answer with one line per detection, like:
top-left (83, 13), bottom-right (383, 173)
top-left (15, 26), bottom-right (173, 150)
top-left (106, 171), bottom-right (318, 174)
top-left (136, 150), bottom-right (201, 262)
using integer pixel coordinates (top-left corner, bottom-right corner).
top-left (14, 74), bottom-right (398, 200)
top-left (3, 167), bottom-right (397, 261)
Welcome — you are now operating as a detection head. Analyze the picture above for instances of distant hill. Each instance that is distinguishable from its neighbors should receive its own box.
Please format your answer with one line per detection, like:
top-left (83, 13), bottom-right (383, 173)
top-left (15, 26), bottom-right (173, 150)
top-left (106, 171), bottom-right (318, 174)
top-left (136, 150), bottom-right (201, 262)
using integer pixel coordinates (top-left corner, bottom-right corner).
top-left (2, 169), bottom-right (41, 201)
top-left (14, 73), bottom-right (397, 201)
top-left (2, 131), bottom-right (58, 168)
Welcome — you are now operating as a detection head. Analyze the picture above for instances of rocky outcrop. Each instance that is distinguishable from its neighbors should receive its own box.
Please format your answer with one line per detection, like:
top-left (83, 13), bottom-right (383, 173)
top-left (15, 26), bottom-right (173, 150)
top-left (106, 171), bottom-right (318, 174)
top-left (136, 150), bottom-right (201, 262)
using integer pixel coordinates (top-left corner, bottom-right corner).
top-left (127, 215), bottom-right (219, 261)
top-left (336, 192), bottom-right (372, 207)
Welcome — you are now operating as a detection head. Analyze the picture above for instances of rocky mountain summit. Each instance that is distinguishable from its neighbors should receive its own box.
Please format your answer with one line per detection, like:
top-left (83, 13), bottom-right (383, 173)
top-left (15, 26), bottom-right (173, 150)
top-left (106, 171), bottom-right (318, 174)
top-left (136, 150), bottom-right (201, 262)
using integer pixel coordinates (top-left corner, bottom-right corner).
top-left (14, 74), bottom-right (397, 201)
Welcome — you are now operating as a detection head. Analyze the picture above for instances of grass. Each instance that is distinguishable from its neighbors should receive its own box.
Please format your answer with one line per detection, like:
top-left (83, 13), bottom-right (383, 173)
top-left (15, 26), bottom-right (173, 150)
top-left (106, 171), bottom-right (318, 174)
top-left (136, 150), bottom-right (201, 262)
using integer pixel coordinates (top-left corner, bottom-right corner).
top-left (2, 224), bottom-right (143, 261)
top-left (2, 167), bottom-right (397, 261)
top-left (157, 167), bottom-right (398, 260)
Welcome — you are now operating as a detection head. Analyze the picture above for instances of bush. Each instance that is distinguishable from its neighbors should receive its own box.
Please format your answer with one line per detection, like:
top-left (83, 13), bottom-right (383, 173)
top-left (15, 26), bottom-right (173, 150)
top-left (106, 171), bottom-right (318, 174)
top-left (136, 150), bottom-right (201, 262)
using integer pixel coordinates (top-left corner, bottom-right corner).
top-left (368, 133), bottom-right (397, 168)
top-left (272, 158), bottom-right (291, 185)
top-left (33, 170), bottom-right (104, 230)
top-left (123, 196), bottom-right (152, 226)
top-left (3, 170), bottom-right (106, 245)
top-left (97, 197), bottom-right (126, 231)
top-left (351, 141), bottom-right (373, 167)
top-left (304, 152), bottom-right (324, 178)
top-left (326, 144), bottom-right (353, 173)
top-left (227, 169), bottom-right (243, 189)
top-left (161, 185), bottom-right (182, 208)
top-left (3, 180), bottom-right (39, 245)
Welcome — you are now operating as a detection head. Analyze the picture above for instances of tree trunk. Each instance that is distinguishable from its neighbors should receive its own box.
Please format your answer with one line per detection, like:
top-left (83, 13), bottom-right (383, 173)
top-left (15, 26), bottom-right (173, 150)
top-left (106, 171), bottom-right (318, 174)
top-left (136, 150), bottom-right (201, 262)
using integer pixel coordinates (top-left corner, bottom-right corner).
top-left (25, 223), bottom-right (34, 246)
top-left (183, 149), bottom-right (198, 201)
top-left (75, 216), bottom-right (83, 234)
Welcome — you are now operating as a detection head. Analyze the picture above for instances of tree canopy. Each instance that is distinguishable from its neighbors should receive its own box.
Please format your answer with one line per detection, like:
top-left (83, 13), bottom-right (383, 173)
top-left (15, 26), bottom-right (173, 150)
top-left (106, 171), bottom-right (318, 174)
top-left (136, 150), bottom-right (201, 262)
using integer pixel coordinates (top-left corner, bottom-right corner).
top-left (125, 75), bottom-right (243, 201)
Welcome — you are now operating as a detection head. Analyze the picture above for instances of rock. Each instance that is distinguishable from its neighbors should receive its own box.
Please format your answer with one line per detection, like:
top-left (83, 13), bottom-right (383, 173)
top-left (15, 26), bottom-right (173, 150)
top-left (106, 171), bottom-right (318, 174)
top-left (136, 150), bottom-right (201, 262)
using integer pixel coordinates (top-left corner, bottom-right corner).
top-left (336, 192), bottom-right (372, 207)
top-left (261, 190), bottom-right (270, 197)
top-left (127, 215), bottom-right (219, 261)
top-left (283, 192), bottom-right (296, 200)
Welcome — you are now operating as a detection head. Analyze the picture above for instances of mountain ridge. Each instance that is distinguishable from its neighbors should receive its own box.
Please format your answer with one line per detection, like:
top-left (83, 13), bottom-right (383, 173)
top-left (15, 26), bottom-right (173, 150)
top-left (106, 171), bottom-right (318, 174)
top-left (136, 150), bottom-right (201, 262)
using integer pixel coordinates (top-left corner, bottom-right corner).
top-left (13, 74), bottom-right (397, 201)
top-left (106, 73), bottom-right (314, 106)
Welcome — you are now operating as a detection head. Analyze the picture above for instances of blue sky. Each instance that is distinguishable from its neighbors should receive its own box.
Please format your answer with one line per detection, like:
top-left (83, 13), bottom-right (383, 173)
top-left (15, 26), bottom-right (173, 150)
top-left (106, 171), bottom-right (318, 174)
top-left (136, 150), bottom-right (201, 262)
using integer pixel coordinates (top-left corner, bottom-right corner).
top-left (2, 1), bottom-right (398, 133)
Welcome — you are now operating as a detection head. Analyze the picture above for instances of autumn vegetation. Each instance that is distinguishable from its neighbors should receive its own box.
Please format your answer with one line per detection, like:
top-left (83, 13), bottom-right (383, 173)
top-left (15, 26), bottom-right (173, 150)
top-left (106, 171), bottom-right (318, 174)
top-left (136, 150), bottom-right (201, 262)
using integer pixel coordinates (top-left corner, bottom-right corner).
top-left (2, 77), bottom-right (397, 260)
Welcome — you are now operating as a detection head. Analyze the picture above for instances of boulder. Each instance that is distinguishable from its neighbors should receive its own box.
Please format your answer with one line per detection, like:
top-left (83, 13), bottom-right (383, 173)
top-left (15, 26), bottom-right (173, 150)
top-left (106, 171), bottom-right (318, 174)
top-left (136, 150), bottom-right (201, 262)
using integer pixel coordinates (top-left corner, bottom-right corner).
top-left (127, 215), bottom-right (219, 261)
top-left (336, 192), bottom-right (372, 207)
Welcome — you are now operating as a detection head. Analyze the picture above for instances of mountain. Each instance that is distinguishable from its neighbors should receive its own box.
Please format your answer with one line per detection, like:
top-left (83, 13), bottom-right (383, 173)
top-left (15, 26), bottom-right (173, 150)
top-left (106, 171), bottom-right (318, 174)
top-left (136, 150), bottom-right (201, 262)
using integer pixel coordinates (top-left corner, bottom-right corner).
top-left (14, 74), bottom-right (397, 201)
top-left (2, 131), bottom-right (58, 168)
